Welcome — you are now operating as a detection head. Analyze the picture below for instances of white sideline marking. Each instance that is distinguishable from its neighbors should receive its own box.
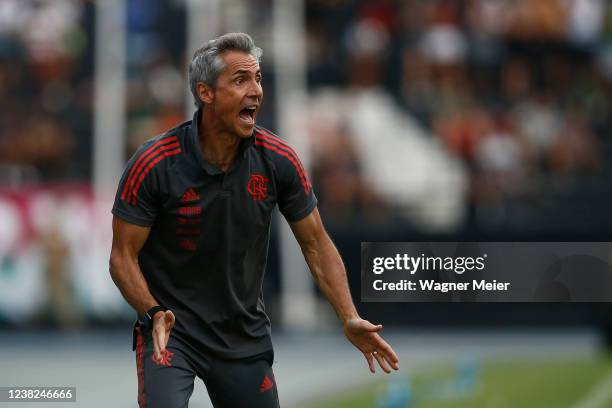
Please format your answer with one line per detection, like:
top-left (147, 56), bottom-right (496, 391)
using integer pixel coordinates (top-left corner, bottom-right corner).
top-left (573, 369), bottom-right (612, 408)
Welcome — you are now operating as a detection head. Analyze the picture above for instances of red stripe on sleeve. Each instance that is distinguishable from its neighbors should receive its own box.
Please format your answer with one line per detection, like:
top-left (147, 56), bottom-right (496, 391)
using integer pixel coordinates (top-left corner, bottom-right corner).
top-left (120, 136), bottom-right (178, 201)
top-left (255, 139), bottom-right (310, 194)
top-left (255, 129), bottom-right (312, 189)
top-left (122, 141), bottom-right (180, 203)
top-left (256, 130), bottom-right (309, 174)
top-left (129, 148), bottom-right (182, 204)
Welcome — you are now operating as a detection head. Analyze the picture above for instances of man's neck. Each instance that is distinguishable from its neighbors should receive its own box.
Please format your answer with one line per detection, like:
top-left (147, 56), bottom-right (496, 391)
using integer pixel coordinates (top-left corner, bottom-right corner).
top-left (199, 109), bottom-right (241, 172)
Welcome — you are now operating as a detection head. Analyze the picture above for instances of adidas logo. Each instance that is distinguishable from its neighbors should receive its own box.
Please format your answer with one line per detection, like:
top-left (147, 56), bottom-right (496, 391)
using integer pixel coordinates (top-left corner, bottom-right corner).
top-left (181, 188), bottom-right (200, 202)
top-left (259, 375), bottom-right (274, 393)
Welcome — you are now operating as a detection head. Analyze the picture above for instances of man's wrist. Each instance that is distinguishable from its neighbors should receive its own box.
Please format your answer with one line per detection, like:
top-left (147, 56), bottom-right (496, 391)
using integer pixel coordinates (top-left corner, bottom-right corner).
top-left (145, 305), bottom-right (166, 320)
top-left (341, 313), bottom-right (360, 325)
top-left (141, 305), bottom-right (167, 329)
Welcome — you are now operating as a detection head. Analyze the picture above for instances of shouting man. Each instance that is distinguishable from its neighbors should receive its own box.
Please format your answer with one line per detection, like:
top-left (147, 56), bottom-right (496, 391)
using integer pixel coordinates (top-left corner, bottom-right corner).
top-left (109, 32), bottom-right (399, 408)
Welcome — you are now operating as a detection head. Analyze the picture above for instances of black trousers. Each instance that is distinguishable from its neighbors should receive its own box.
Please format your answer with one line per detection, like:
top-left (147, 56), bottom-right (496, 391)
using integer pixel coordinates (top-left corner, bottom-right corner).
top-left (133, 324), bottom-right (280, 408)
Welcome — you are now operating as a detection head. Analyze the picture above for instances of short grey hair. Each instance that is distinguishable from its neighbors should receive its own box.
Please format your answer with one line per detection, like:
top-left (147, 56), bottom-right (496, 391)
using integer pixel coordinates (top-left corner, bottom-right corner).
top-left (188, 32), bottom-right (263, 108)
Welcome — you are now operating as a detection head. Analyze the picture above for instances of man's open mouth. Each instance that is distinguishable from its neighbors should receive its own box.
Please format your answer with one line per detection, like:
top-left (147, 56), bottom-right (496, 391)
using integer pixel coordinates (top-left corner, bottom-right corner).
top-left (239, 106), bottom-right (257, 124)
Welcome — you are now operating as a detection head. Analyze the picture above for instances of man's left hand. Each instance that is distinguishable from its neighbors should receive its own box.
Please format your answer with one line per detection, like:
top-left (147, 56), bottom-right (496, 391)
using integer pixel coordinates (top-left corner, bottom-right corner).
top-left (343, 317), bottom-right (400, 374)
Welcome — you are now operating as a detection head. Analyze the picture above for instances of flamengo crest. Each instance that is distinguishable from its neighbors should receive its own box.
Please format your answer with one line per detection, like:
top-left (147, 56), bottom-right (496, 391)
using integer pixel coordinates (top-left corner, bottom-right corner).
top-left (247, 174), bottom-right (269, 201)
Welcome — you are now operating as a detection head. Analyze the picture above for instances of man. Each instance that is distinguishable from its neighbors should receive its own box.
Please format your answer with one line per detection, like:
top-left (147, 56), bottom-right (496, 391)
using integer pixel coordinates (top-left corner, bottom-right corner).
top-left (109, 32), bottom-right (399, 408)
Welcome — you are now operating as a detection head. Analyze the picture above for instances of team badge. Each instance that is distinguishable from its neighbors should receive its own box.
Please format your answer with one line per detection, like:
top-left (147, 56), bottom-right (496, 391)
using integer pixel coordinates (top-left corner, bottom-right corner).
top-left (247, 174), bottom-right (269, 201)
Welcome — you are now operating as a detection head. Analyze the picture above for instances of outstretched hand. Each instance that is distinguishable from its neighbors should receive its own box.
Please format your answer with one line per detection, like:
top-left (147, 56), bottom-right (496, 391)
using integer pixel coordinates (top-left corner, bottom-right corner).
top-left (343, 317), bottom-right (399, 374)
top-left (152, 310), bottom-right (175, 362)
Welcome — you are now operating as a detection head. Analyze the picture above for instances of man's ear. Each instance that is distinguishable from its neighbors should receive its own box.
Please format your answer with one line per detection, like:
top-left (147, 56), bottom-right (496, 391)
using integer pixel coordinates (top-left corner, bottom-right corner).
top-left (197, 82), bottom-right (214, 105)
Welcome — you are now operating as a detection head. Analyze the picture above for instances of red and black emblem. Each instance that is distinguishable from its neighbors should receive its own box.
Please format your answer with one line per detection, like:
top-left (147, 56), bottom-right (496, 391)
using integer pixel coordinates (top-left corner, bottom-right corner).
top-left (247, 174), bottom-right (269, 201)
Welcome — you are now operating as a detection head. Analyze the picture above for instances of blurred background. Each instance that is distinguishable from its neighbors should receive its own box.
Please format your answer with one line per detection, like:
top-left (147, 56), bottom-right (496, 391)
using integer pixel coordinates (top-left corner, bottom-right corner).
top-left (1, 0), bottom-right (612, 406)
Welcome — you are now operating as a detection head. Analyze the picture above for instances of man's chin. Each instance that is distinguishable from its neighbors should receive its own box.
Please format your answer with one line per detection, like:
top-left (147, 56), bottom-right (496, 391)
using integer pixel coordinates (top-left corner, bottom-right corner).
top-left (237, 123), bottom-right (255, 138)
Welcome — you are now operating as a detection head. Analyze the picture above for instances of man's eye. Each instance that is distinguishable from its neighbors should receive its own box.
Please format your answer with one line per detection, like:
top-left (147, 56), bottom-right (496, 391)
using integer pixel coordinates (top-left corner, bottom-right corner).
top-left (235, 78), bottom-right (243, 85)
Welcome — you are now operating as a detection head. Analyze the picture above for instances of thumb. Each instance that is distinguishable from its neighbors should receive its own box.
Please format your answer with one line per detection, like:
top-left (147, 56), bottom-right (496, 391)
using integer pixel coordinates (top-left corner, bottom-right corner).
top-left (362, 321), bottom-right (383, 332)
top-left (163, 310), bottom-right (175, 329)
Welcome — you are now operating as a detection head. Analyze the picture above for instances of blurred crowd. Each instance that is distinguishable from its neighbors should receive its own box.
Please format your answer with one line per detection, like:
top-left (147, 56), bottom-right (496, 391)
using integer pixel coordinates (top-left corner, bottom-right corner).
top-left (124, 0), bottom-right (185, 152)
top-left (0, 0), bottom-right (93, 183)
top-left (1, 0), bottom-right (611, 233)
top-left (304, 0), bottom-right (612, 233)
top-left (0, 0), bottom-right (186, 183)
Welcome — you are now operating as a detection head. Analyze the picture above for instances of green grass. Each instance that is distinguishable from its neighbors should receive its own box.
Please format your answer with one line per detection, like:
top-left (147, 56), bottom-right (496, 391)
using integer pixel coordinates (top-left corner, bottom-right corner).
top-left (299, 357), bottom-right (612, 408)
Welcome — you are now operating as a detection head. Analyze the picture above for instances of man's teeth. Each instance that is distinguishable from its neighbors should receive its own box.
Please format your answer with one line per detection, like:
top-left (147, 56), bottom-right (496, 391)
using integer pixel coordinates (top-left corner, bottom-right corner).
top-left (242, 107), bottom-right (256, 119)
top-left (240, 108), bottom-right (255, 121)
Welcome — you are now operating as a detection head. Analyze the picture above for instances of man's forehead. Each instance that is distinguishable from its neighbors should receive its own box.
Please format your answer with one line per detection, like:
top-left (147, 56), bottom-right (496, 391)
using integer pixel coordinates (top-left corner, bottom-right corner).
top-left (221, 51), bottom-right (260, 74)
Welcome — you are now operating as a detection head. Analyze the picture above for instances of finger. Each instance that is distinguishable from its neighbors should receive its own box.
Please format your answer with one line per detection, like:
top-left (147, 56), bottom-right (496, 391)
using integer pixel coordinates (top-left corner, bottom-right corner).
top-left (164, 311), bottom-right (175, 348)
top-left (364, 352), bottom-right (375, 374)
top-left (164, 328), bottom-right (171, 350)
top-left (380, 346), bottom-right (400, 367)
top-left (383, 353), bottom-right (400, 371)
top-left (373, 336), bottom-right (400, 364)
top-left (373, 352), bottom-right (391, 374)
top-left (156, 327), bottom-right (167, 356)
top-left (153, 333), bottom-right (162, 361)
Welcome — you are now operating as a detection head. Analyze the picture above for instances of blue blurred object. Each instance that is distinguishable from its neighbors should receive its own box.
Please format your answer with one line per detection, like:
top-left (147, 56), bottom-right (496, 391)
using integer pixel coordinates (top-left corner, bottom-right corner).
top-left (375, 374), bottom-right (412, 408)
top-left (426, 355), bottom-right (481, 401)
top-left (455, 355), bottom-right (480, 396)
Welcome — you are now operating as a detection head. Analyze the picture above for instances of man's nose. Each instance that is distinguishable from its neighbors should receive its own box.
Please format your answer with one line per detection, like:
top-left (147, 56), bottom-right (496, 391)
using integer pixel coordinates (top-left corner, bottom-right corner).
top-left (247, 81), bottom-right (263, 98)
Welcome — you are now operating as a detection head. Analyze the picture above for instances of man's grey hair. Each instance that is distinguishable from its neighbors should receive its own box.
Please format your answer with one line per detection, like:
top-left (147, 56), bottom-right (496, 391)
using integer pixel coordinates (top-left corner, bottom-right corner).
top-left (188, 32), bottom-right (263, 108)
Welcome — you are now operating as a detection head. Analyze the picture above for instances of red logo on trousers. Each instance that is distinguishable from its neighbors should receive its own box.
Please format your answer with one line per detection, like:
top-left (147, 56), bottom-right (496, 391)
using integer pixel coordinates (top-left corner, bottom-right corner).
top-left (259, 375), bottom-right (274, 393)
top-left (152, 349), bottom-right (174, 366)
top-left (247, 174), bottom-right (269, 201)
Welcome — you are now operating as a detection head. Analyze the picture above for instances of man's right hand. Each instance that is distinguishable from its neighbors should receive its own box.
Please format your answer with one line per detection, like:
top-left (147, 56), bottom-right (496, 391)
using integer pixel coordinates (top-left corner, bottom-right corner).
top-left (152, 310), bottom-right (175, 361)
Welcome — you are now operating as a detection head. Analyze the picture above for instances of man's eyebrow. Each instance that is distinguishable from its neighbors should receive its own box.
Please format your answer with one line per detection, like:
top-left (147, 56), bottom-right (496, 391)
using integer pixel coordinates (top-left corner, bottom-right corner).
top-left (232, 69), bottom-right (262, 76)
